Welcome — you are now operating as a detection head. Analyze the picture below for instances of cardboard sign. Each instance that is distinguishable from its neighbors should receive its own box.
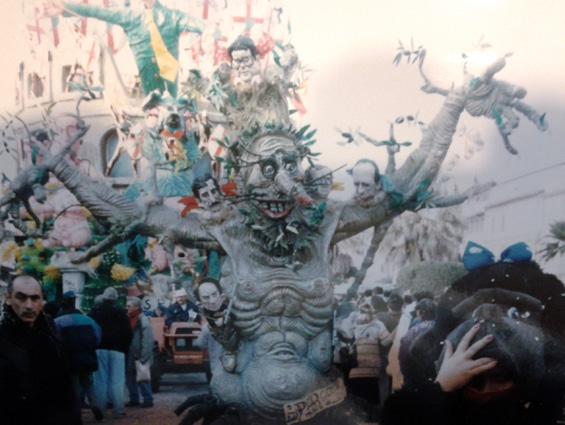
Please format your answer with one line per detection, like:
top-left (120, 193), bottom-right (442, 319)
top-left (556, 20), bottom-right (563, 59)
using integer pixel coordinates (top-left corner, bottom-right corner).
top-left (283, 378), bottom-right (346, 425)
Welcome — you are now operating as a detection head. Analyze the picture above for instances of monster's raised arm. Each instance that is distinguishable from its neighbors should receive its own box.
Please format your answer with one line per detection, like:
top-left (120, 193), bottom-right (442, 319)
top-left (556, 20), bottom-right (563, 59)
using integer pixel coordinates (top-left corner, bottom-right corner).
top-left (333, 52), bottom-right (547, 243)
top-left (49, 154), bottom-right (218, 263)
top-left (58, 1), bottom-right (133, 28)
top-left (333, 88), bottom-right (466, 243)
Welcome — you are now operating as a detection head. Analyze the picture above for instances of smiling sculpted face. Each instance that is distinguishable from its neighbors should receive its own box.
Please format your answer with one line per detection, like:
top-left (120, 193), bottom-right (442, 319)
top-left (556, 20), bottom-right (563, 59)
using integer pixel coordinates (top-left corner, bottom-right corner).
top-left (244, 135), bottom-right (305, 220)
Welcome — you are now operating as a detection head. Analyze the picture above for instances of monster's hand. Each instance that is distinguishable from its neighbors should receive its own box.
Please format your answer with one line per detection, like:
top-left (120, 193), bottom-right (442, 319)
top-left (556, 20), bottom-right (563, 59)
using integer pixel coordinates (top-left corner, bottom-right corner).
top-left (175, 393), bottom-right (242, 425)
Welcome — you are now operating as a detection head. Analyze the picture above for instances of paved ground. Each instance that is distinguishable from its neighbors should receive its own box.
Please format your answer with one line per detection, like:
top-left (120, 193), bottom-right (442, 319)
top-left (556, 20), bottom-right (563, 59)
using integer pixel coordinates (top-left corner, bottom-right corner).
top-left (82, 373), bottom-right (209, 425)
top-left (82, 372), bottom-right (378, 425)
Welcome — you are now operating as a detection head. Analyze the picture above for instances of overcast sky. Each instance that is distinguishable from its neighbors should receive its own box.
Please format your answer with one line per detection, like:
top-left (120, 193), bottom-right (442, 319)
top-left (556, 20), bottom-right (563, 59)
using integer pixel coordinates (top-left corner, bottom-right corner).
top-left (0, 0), bottom-right (563, 189)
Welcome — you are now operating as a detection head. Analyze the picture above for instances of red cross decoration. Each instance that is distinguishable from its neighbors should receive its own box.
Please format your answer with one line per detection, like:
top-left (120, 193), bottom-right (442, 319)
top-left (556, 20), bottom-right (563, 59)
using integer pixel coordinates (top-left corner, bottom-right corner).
top-left (233, 0), bottom-right (264, 35)
top-left (27, 7), bottom-right (44, 44)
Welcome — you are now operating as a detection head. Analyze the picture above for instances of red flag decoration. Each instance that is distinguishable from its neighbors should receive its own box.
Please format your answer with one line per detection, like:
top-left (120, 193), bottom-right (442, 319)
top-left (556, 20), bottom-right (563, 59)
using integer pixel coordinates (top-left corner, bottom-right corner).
top-left (213, 36), bottom-right (229, 65)
top-left (86, 41), bottom-right (98, 69)
top-left (202, 0), bottom-right (210, 20)
top-left (291, 92), bottom-right (307, 115)
top-left (102, 0), bottom-right (116, 54)
top-left (221, 181), bottom-right (238, 197)
top-left (255, 32), bottom-right (275, 58)
top-left (191, 37), bottom-right (206, 63)
top-left (80, 0), bottom-right (89, 35)
top-left (233, 0), bottom-right (264, 35)
top-left (178, 197), bottom-right (200, 217)
top-left (50, 17), bottom-right (60, 47)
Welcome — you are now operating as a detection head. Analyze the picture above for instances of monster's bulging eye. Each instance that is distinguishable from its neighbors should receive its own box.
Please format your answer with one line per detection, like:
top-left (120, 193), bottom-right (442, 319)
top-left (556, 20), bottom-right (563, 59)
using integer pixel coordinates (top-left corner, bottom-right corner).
top-left (284, 161), bottom-right (297, 173)
top-left (261, 160), bottom-right (278, 179)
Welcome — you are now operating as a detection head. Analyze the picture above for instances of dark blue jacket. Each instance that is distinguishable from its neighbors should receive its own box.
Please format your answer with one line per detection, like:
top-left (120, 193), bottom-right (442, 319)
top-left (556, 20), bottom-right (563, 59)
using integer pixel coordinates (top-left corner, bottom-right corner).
top-left (55, 310), bottom-right (101, 373)
top-left (165, 301), bottom-right (200, 328)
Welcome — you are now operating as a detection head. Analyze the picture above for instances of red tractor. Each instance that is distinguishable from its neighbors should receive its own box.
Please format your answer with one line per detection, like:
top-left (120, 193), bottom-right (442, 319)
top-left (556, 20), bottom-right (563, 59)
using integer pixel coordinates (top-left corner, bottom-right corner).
top-left (149, 317), bottom-right (211, 392)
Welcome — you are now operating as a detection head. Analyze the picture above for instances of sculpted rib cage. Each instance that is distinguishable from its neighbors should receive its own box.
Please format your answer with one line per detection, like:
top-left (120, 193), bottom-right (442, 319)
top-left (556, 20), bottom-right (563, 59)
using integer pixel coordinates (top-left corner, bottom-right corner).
top-left (232, 284), bottom-right (333, 337)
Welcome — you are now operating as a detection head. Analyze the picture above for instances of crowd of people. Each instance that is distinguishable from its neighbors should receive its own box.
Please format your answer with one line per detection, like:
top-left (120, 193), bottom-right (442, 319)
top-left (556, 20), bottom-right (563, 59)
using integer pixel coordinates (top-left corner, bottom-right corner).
top-left (334, 287), bottom-right (439, 421)
top-left (333, 256), bottom-right (565, 425)
top-left (0, 274), bottom-right (209, 424)
top-left (2, 255), bottom-right (565, 425)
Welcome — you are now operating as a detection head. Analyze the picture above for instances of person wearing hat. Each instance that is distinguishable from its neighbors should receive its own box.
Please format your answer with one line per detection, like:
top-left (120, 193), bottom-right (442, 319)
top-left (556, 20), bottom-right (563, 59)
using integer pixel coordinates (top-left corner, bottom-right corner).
top-left (164, 287), bottom-right (200, 328)
top-left (55, 290), bottom-right (103, 421)
top-left (88, 287), bottom-right (132, 420)
top-left (125, 297), bottom-right (154, 408)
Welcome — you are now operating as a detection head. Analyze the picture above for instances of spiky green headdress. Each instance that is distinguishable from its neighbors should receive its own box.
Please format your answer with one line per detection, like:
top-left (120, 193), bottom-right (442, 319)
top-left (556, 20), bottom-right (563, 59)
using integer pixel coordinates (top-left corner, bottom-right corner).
top-left (215, 122), bottom-right (320, 178)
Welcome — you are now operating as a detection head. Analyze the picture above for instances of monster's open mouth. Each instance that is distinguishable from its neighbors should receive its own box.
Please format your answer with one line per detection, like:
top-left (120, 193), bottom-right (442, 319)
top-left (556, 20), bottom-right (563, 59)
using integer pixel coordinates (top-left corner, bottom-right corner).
top-left (256, 199), bottom-right (294, 219)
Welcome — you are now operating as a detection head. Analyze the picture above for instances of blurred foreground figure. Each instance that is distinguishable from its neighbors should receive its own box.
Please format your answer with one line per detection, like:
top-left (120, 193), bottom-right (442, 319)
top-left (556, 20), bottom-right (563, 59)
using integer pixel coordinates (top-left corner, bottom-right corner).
top-left (383, 242), bottom-right (565, 425)
top-left (0, 275), bottom-right (78, 424)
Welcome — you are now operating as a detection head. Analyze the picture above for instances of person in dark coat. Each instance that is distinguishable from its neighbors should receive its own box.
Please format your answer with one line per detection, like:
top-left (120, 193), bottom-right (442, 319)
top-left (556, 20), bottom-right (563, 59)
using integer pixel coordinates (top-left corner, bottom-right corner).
top-left (88, 287), bottom-right (133, 420)
top-left (0, 275), bottom-right (79, 425)
top-left (55, 291), bottom-right (103, 421)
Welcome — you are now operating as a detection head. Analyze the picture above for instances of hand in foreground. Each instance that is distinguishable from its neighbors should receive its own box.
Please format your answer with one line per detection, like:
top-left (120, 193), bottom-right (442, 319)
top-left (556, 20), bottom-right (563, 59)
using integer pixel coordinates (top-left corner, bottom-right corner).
top-left (435, 324), bottom-right (497, 392)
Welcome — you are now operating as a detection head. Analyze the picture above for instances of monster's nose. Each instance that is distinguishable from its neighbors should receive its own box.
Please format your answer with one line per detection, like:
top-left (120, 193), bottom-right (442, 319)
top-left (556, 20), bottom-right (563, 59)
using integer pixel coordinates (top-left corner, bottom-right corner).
top-left (274, 170), bottom-right (313, 207)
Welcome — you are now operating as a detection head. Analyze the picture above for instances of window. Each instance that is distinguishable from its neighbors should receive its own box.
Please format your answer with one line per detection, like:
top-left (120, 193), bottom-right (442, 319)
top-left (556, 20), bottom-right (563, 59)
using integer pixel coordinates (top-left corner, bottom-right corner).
top-left (101, 129), bottom-right (133, 178)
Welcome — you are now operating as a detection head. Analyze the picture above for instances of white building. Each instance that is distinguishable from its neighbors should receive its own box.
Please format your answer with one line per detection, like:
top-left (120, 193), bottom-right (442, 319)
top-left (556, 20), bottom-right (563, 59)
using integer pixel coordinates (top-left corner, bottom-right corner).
top-left (462, 161), bottom-right (565, 281)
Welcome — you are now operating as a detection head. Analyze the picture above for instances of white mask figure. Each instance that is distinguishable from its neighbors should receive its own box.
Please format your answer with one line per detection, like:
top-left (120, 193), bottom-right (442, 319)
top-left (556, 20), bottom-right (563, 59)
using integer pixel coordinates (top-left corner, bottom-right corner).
top-left (231, 49), bottom-right (261, 87)
top-left (351, 161), bottom-right (381, 206)
top-left (197, 179), bottom-right (221, 211)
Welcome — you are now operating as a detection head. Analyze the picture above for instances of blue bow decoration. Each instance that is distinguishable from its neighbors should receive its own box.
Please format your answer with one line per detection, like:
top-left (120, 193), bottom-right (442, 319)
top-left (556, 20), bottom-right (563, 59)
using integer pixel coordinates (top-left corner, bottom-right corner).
top-left (462, 241), bottom-right (533, 271)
